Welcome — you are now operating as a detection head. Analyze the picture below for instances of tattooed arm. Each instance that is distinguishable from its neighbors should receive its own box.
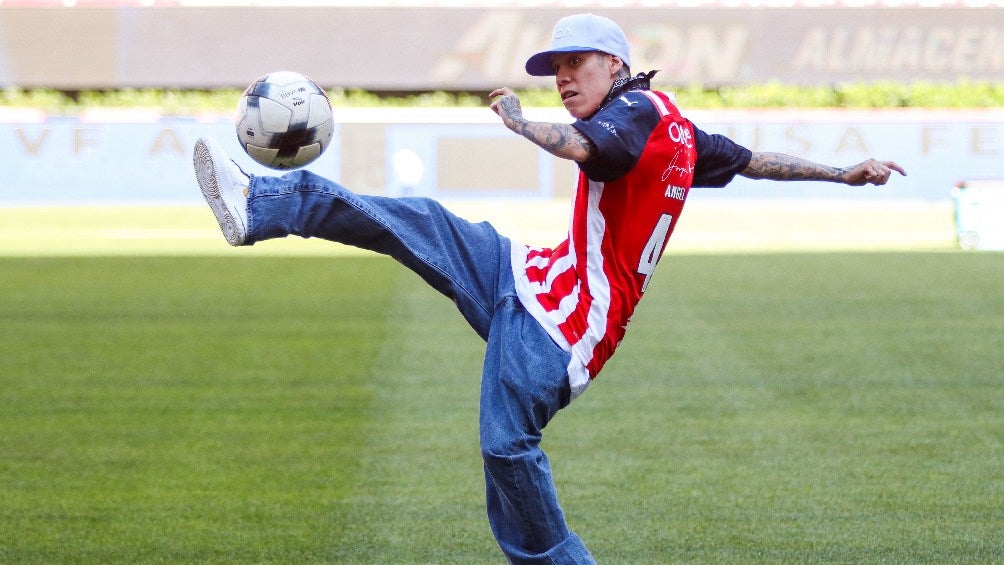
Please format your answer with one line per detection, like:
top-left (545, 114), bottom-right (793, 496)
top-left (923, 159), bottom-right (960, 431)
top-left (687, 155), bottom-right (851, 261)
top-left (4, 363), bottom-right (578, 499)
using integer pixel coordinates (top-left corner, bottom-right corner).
top-left (489, 88), bottom-right (596, 162)
top-left (741, 152), bottom-right (907, 186)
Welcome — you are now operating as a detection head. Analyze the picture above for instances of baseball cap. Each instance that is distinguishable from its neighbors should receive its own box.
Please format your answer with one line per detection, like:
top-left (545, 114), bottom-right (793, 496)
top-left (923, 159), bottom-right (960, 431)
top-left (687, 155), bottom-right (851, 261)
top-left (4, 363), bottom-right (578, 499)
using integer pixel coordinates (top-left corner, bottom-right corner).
top-left (525, 13), bottom-right (632, 77)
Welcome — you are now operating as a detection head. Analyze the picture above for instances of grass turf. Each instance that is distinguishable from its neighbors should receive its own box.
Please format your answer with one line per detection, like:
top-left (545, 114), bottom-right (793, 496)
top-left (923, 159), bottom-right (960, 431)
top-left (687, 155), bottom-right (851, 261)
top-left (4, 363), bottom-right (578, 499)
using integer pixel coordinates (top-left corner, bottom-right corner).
top-left (0, 253), bottom-right (1000, 563)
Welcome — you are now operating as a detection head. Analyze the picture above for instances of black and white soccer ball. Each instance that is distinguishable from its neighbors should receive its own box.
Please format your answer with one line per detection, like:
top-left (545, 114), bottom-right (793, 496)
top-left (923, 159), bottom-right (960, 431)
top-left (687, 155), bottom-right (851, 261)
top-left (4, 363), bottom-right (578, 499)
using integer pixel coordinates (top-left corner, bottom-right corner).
top-left (235, 71), bottom-right (334, 169)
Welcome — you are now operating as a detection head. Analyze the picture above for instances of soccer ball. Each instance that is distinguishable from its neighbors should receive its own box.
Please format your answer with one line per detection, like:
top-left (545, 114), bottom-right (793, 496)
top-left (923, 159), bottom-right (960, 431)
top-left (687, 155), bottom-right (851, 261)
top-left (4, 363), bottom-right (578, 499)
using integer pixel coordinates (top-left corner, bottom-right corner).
top-left (235, 71), bottom-right (334, 169)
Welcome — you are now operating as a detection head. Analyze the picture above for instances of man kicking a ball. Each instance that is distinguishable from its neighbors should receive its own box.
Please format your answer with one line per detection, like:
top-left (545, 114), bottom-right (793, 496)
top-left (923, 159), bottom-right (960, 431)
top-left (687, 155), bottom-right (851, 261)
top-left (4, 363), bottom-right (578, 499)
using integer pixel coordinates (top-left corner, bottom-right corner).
top-left (194, 13), bottom-right (905, 564)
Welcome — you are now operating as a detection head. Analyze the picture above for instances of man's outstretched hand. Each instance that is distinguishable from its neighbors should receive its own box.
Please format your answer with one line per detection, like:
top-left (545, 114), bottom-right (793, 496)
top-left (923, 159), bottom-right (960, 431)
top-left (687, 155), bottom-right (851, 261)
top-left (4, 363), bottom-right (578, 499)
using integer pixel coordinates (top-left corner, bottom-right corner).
top-left (843, 159), bottom-right (908, 186)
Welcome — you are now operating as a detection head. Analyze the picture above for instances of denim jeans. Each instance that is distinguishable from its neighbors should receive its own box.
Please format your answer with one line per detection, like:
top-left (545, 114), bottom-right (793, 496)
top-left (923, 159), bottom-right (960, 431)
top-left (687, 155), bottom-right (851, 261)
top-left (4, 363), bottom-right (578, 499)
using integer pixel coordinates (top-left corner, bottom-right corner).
top-left (245, 170), bottom-right (595, 564)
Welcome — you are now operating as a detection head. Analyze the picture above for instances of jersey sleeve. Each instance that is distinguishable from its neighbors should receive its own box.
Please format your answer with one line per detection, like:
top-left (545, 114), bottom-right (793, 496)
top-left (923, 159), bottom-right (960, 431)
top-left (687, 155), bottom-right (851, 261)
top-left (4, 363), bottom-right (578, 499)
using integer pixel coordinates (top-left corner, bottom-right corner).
top-left (571, 91), bottom-right (662, 183)
top-left (691, 124), bottom-right (753, 188)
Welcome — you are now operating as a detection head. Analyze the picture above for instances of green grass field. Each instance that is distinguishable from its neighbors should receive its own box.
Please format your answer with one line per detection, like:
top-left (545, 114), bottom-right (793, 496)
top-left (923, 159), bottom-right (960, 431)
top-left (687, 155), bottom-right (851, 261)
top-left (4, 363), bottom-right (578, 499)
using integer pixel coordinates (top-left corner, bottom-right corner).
top-left (1, 249), bottom-right (1000, 563)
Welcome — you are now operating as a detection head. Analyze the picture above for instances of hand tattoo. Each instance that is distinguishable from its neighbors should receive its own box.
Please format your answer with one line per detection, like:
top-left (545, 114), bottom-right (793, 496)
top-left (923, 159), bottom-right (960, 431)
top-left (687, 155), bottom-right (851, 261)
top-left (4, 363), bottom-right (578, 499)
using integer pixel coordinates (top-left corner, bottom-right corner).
top-left (499, 95), bottom-right (524, 124)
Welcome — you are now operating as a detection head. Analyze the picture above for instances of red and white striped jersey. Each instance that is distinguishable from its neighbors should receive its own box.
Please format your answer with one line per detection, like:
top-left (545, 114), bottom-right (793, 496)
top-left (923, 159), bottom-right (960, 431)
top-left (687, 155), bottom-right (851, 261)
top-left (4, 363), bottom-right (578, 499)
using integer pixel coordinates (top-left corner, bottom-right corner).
top-left (511, 90), bottom-right (698, 397)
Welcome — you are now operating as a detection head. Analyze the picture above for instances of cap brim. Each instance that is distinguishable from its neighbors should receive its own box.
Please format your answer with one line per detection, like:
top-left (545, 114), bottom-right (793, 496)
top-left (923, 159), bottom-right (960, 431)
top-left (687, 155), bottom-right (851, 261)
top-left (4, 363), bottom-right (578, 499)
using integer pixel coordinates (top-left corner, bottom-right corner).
top-left (524, 47), bottom-right (598, 76)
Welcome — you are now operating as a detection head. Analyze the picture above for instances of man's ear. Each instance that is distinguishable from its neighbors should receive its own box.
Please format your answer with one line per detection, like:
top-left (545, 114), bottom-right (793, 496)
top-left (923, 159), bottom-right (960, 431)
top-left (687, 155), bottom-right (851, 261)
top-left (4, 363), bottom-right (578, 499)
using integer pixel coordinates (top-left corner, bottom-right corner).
top-left (608, 55), bottom-right (625, 76)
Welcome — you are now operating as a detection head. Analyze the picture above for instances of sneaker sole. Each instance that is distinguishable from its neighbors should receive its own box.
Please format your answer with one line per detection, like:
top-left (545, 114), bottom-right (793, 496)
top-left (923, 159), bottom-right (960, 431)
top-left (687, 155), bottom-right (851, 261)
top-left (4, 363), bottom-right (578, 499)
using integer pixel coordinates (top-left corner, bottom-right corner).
top-left (193, 138), bottom-right (244, 246)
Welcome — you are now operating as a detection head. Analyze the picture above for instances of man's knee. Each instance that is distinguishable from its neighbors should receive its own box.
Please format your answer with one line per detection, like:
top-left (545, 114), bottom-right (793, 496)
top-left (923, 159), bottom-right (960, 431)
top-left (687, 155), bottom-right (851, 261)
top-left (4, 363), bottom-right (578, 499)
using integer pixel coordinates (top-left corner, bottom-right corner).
top-left (480, 432), bottom-right (539, 472)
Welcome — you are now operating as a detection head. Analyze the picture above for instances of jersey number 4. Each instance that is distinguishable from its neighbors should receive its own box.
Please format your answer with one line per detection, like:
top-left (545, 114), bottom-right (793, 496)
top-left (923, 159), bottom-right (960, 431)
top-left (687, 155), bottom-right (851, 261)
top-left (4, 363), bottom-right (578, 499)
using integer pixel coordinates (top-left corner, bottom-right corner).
top-left (637, 213), bottom-right (674, 293)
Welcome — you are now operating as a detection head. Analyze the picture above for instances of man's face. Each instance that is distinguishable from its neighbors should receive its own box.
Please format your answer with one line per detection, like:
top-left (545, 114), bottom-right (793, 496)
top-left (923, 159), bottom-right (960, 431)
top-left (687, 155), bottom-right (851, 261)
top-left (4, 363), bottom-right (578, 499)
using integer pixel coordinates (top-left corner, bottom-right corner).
top-left (550, 51), bottom-right (622, 119)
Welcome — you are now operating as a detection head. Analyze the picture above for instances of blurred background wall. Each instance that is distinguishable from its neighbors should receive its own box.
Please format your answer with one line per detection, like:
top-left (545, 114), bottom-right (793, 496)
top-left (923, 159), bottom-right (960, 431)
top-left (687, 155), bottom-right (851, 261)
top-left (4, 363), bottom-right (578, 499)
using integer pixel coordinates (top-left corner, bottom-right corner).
top-left (1, 4), bottom-right (1001, 89)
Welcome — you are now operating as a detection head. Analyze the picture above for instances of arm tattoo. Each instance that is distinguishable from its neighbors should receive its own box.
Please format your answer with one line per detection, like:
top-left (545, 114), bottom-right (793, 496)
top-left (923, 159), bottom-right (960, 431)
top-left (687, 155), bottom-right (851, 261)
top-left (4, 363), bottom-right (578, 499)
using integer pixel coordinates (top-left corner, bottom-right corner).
top-left (498, 94), bottom-right (596, 161)
top-left (742, 152), bottom-right (847, 182)
top-left (522, 122), bottom-right (596, 159)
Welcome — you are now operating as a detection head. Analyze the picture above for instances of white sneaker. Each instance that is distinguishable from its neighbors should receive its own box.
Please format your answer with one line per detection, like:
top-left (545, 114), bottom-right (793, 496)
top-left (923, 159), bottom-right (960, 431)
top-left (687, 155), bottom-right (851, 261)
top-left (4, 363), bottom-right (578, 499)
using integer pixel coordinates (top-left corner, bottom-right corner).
top-left (193, 137), bottom-right (249, 246)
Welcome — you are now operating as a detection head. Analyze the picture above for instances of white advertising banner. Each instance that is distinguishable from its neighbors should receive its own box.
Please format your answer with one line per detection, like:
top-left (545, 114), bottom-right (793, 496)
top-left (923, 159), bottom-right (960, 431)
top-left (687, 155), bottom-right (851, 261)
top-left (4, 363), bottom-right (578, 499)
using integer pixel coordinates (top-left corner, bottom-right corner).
top-left (0, 108), bottom-right (1000, 204)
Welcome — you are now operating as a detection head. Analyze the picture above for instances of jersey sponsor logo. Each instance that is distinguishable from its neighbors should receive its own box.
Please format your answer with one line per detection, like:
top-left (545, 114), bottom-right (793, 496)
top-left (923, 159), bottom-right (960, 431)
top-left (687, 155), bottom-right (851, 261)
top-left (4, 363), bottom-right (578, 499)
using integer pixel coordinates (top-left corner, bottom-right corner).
top-left (668, 121), bottom-right (693, 148)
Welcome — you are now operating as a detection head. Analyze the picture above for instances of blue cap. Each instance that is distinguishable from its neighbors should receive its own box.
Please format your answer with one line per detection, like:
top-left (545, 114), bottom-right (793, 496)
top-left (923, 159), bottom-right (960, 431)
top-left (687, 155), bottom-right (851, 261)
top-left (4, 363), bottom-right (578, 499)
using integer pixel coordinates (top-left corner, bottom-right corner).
top-left (525, 14), bottom-right (632, 77)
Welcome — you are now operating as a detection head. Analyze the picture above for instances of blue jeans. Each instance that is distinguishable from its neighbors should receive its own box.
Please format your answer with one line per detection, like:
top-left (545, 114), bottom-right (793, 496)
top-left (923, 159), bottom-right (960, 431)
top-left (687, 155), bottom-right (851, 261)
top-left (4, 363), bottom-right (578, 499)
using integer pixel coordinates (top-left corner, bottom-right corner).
top-left (245, 170), bottom-right (595, 564)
